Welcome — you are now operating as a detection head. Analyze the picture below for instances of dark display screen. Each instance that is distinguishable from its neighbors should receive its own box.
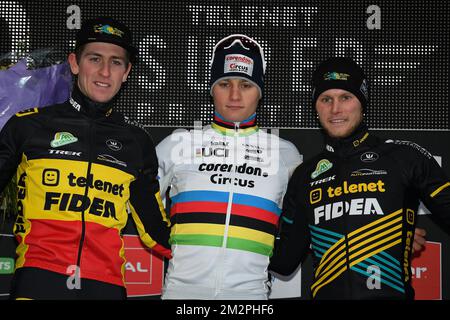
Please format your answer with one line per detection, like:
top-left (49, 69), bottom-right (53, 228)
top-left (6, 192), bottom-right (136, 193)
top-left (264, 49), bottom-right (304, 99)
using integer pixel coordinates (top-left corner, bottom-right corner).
top-left (1, 1), bottom-right (448, 129)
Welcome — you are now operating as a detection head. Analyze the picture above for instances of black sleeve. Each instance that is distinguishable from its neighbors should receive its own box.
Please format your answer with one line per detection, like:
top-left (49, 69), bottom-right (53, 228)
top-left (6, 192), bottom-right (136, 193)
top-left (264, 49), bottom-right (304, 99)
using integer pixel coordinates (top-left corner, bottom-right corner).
top-left (128, 131), bottom-right (172, 259)
top-left (410, 147), bottom-right (450, 228)
top-left (269, 164), bottom-right (311, 276)
top-left (0, 116), bottom-right (22, 192)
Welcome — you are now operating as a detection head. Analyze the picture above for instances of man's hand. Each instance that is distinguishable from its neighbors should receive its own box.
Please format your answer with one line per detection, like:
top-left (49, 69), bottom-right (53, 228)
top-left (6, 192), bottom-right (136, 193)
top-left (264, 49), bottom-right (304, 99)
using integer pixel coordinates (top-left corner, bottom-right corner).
top-left (413, 227), bottom-right (427, 253)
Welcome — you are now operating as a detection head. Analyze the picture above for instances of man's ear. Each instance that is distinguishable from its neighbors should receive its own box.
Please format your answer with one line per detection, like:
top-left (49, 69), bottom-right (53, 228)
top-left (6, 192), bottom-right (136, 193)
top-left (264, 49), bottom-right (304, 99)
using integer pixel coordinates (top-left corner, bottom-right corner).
top-left (68, 53), bottom-right (79, 75)
top-left (122, 63), bottom-right (132, 82)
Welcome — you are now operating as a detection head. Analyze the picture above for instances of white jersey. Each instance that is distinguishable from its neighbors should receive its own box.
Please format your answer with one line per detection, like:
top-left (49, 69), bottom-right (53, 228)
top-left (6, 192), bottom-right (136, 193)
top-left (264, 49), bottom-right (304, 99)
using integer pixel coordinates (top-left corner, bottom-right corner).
top-left (156, 115), bottom-right (302, 299)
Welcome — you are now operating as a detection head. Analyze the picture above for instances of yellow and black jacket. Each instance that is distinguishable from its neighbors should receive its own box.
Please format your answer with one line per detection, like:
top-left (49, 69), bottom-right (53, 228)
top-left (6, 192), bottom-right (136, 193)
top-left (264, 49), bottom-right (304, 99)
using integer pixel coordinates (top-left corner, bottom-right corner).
top-left (0, 87), bottom-right (171, 287)
top-left (269, 123), bottom-right (450, 299)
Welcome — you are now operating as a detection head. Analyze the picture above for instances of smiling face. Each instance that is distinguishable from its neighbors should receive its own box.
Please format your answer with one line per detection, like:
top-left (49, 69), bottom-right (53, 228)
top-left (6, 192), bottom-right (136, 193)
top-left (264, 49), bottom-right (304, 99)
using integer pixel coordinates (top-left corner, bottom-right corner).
top-left (68, 42), bottom-right (131, 103)
top-left (315, 88), bottom-right (364, 138)
top-left (43, 169), bottom-right (60, 186)
top-left (212, 78), bottom-right (260, 122)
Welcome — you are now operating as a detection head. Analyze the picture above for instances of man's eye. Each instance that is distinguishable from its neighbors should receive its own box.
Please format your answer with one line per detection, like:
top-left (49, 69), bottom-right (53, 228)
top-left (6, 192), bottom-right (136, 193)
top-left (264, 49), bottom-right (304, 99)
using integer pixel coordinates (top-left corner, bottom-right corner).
top-left (112, 60), bottom-right (123, 66)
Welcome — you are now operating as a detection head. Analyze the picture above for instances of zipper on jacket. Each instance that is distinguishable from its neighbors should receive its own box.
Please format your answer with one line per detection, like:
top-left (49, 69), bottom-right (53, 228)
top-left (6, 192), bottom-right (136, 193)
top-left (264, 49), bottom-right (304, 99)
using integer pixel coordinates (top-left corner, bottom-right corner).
top-left (222, 122), bottom-right (240, 244)
top-left (214, 121), bottom-right (240, 297)
top-left (340, 158), bottom-right (353, 299)
top-left (75, 120), bottom-right (94, 275)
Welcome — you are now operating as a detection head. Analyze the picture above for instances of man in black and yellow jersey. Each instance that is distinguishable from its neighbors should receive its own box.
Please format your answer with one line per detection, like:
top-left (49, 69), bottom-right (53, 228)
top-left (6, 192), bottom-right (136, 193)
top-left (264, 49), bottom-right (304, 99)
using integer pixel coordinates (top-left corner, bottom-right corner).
top-left (269, 57), bottom-right (450, 299)
top-left (0, 17), bottom-right (171, 299)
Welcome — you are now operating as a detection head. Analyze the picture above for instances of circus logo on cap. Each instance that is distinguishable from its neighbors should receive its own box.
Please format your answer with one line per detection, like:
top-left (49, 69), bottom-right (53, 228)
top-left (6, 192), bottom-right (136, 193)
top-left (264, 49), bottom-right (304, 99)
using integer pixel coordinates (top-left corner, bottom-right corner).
top-left (324, 72), bottom-right (350, 81)
top-left (224, 54), bottom-right (254, 76)
top-left (94, 24), bottom-right (124, 37)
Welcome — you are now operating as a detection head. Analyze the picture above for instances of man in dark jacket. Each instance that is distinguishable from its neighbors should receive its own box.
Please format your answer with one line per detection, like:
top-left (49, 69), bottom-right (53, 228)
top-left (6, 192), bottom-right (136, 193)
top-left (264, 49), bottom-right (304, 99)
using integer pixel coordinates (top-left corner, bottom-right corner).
top-left (269, 57), bottom-right (449, 299)
top-left (0, 17), bottom-right (171, 299)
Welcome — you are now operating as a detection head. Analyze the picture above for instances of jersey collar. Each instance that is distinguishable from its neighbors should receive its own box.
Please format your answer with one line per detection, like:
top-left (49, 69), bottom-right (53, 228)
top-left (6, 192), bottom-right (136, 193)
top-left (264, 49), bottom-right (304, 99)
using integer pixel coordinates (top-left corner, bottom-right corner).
top-left (324, 122), bottom-right (375, 157)
top-left (211, 112), bottom-right (259, 137)
top-left (69, 84), bottom-right (115, 119)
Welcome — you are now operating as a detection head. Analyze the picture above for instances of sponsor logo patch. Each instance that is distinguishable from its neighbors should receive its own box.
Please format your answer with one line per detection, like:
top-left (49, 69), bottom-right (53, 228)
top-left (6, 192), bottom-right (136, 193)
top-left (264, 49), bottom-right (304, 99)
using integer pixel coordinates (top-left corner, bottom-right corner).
top-left (360, 152), bottom-right (379, 163)
top-left (224, 54), bottom-right (254, 76)
top-left (350, 169), bottom-right (387, 177)
top-left (97, 154), bottom-right (127, 167)
top-left (50, 132), bottom-right (78, 148)
top-left (311, 159), bottom-right (333, 179)
top-left (106, 139), bottom-right (123, 151)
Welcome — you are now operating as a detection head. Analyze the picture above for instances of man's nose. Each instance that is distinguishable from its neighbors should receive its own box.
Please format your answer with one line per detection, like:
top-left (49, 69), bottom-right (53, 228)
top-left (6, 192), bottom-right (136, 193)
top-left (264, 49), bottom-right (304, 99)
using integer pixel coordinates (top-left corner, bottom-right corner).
top-left (99, 62), bottom-right (111, 77)
top-left (330, 100), bottom-right (341, 113)
top-left (229, 85), bottom-right (241, 100)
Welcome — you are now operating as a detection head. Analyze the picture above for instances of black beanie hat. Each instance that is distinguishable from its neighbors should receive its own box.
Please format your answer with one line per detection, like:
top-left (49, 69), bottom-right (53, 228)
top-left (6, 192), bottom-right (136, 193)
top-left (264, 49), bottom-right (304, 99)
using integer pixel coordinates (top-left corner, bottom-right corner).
top-left (210, 34), bottom-right (265, 98)
top-left (312, 57), bottom-right (369, 110)
top-left (75, 17), bottom-right (138, 62)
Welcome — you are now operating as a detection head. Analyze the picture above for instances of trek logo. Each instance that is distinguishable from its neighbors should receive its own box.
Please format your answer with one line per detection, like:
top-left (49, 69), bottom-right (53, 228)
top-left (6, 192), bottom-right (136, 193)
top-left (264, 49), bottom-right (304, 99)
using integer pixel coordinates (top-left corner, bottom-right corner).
top-left (196, 147), bottom-right (229, 158)
top-left (50, 132), bottom-right (78, 148)
top-left (310, 175), bottom-right (336, 186)
top-left (49, 149), bottom-right (82, 157)
top-left (106, 139), bottom-right (122, 151)
top-left (360, 152), bottom-right (379, 163)
top-left (314, 198), bottom-right (384, 224)
top-left (0, 257), bottom-right (14, 274)
top-left (311, 159), bottom-right (333, 179)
